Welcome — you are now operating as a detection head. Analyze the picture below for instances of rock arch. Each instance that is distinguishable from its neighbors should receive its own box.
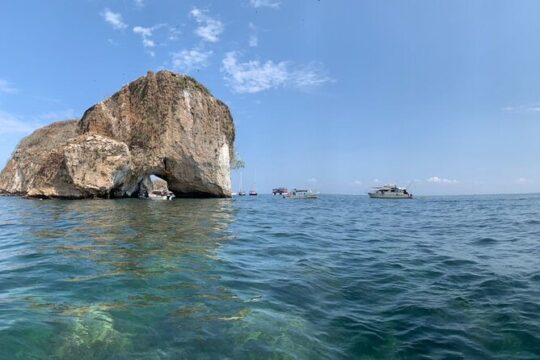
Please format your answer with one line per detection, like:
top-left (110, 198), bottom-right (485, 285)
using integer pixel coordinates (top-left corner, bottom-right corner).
top-left (0, 71), bottom-right (235, 199)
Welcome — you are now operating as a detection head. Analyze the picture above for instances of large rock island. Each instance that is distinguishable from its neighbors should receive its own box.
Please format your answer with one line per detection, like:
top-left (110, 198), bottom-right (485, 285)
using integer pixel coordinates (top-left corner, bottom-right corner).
top-left (0, 70), bottom-right (235, 198)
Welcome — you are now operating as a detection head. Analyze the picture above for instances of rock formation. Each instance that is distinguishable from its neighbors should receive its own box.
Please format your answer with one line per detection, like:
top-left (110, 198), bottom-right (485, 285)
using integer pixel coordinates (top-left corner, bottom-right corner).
top-left (0, 71), bottom-right (235, 198)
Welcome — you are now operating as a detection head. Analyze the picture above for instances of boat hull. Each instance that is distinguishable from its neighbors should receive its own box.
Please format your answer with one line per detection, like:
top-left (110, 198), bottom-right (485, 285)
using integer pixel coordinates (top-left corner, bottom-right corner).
top-left (148, 196), bottom-right (175, 200)
top-left (368, 193), bottom-right (412, 199)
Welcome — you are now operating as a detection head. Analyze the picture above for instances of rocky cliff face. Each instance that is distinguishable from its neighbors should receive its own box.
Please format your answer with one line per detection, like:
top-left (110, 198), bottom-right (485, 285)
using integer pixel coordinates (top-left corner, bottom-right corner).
top-left (0, 71), bottom-right (235, 198)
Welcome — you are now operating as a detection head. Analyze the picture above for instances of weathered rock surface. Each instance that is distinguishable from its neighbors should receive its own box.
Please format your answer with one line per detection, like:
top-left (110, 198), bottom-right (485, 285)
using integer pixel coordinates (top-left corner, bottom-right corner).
top-left (0, 70), bottom-right (235, 198)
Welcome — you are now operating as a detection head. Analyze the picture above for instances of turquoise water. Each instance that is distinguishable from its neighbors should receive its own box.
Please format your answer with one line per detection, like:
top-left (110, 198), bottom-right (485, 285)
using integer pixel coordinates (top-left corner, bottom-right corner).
top-left (1, 194), bottom-right (540, 359)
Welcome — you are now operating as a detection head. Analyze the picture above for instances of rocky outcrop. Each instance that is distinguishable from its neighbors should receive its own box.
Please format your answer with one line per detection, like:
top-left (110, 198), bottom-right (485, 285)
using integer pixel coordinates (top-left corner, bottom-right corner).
top-left (0, 70), bottom-right (235, 198)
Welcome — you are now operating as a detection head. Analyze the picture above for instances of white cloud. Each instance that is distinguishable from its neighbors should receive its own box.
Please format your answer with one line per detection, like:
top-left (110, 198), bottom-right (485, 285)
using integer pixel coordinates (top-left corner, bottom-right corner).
top-left (133, 24), bottom-right (166, 56)
top-left (515, 177), bottom-right (532, 184)
top-left (502, 103), bottom-right (540, 113)
top-left (249, 0), bottom-right (281, 9)
top-left (222, 52), bottom-right (288, 93)
top-left (101, 8), bottom-right (127, 30)
top-left (353, 180), bottom-right (362, 185)
top-left (0, 111), bottom-right (41, 135)
top-left (171, 49), bottom-right (213, 72)
top-left (222, 52), bottom-right (332, 93)
top-left (427, 176), bottom-right (458, 184)
top-left (134, 0), bottom-right (144, 8)
top-left (0, 79), bottom-right (19, 94)
top-left (373, 179), bottom-right (380, 183)
top-left (133, 26), bottom-right (156, 48)
top-left (190, 8), bottom-right (224, 43)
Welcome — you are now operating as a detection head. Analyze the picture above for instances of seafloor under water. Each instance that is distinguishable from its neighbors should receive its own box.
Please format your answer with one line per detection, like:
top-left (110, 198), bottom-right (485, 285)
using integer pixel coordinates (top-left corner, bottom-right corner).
top-left (1, 194), bottom-right (540, 359)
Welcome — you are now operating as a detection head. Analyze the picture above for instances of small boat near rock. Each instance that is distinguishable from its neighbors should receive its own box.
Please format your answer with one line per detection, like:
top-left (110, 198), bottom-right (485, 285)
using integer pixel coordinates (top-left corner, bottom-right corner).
top-left (368, 184), bottom-right (412, 199)
top-left (147, 190), bottom-right (176, 200)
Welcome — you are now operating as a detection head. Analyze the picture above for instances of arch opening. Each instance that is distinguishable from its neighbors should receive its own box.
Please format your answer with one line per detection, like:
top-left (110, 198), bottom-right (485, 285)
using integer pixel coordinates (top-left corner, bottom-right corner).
top-left (134, 174), bottom-right (172, 199)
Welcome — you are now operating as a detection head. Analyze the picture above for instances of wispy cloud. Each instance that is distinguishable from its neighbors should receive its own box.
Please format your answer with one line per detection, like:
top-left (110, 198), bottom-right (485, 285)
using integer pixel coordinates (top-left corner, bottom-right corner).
top-left (502, 103), bottom-right (540, 113)
top-left (249, 34), bottom-right (258, 47)
top-left (134, 0), bottom-right (144, 8)
top-left (222, 52), bottom-right (287, 93)
top-left (133, 24), bottom-right (167, 56)
top-left (353, 180), bottom-right (362, 185)
top-left (515, 177), bottom-right (532, 184)
top-left (32, 96), bottom-right (61, 104)
top-left (171, 49), bottom-right (213, 72)
top-left (0, 79), bottom-right (19, 94)
top-left (168, 27), bottom-right (182, 41)
top-left (427, 176), bottom-right (458, 184)
top-left (0, 111), bottom-right (41, 135)
top-left (308, 177), bottom-right (318, 183)
top-left (222, 52), bottom-right (332, 93)
top-left (133, 24), bottom-right (179, 56)
top-left (248, 22), bottom-right (258, 47)
top-left (38, 109), bottom-right (76, 121)
top-left (101, 8), bottom-right (127, 30)
top-left (0, 109), bottom-right (76, 135)
top-left (190, 8), bottom-right (224, 43)
top-left (133, 26), bottom-right (156, 48)
top-left (249, 0), bottom-right (281, 9)
top-left (292, 64), bottom-right (333, 88)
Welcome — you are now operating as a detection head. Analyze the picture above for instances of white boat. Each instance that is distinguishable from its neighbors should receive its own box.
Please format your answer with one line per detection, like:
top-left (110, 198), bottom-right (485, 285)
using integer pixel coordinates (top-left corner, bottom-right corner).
top-left (148, 190), bottom-right (175, 200)
top-left (285, 189), bottom-right (319, 199)
top-left (368, 184), bottom-right (412, 199)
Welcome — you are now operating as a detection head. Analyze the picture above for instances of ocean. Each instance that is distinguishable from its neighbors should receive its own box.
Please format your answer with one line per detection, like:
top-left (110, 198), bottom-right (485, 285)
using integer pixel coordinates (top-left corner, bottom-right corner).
top-left (1, 194), bottom-right (540, 359)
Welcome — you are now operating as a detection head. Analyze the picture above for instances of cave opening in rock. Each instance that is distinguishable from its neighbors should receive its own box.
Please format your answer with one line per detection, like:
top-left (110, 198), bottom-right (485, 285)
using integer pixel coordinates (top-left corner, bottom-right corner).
top-left (135, 174), bottom-right (171, 198)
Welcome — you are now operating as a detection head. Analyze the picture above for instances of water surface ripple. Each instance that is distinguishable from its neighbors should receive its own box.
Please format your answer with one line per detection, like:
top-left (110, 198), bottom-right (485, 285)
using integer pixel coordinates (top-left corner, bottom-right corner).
top-left (1, 194), bottom-right (540, 359)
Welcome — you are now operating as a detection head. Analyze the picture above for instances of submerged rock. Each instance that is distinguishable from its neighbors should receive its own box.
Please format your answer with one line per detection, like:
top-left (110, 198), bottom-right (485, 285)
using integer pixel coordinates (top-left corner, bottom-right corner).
top-left (0, 71), bottom-right (235, 198)
top-left (54, 309), bottom-right (131, 359)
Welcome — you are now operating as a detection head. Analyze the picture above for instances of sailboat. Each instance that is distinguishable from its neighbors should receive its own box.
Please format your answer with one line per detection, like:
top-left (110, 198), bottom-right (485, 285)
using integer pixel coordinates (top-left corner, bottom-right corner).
top-left (249, 168), bottom-right (258, 196)
top-left (238, 170), bottom-right (246, 196)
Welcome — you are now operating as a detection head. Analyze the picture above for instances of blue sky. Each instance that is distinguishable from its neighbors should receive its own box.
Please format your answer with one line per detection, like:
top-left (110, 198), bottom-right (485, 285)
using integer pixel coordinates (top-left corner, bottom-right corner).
top-left (1, 0), bottom-right (540, 195)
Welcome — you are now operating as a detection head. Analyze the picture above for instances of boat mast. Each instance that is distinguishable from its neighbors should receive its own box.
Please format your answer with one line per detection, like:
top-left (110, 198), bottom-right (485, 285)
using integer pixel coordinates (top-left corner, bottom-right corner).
top-left (239, 170), bottom-right (243, 192)
top-left (252, 167), bottom-right (257, 191)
